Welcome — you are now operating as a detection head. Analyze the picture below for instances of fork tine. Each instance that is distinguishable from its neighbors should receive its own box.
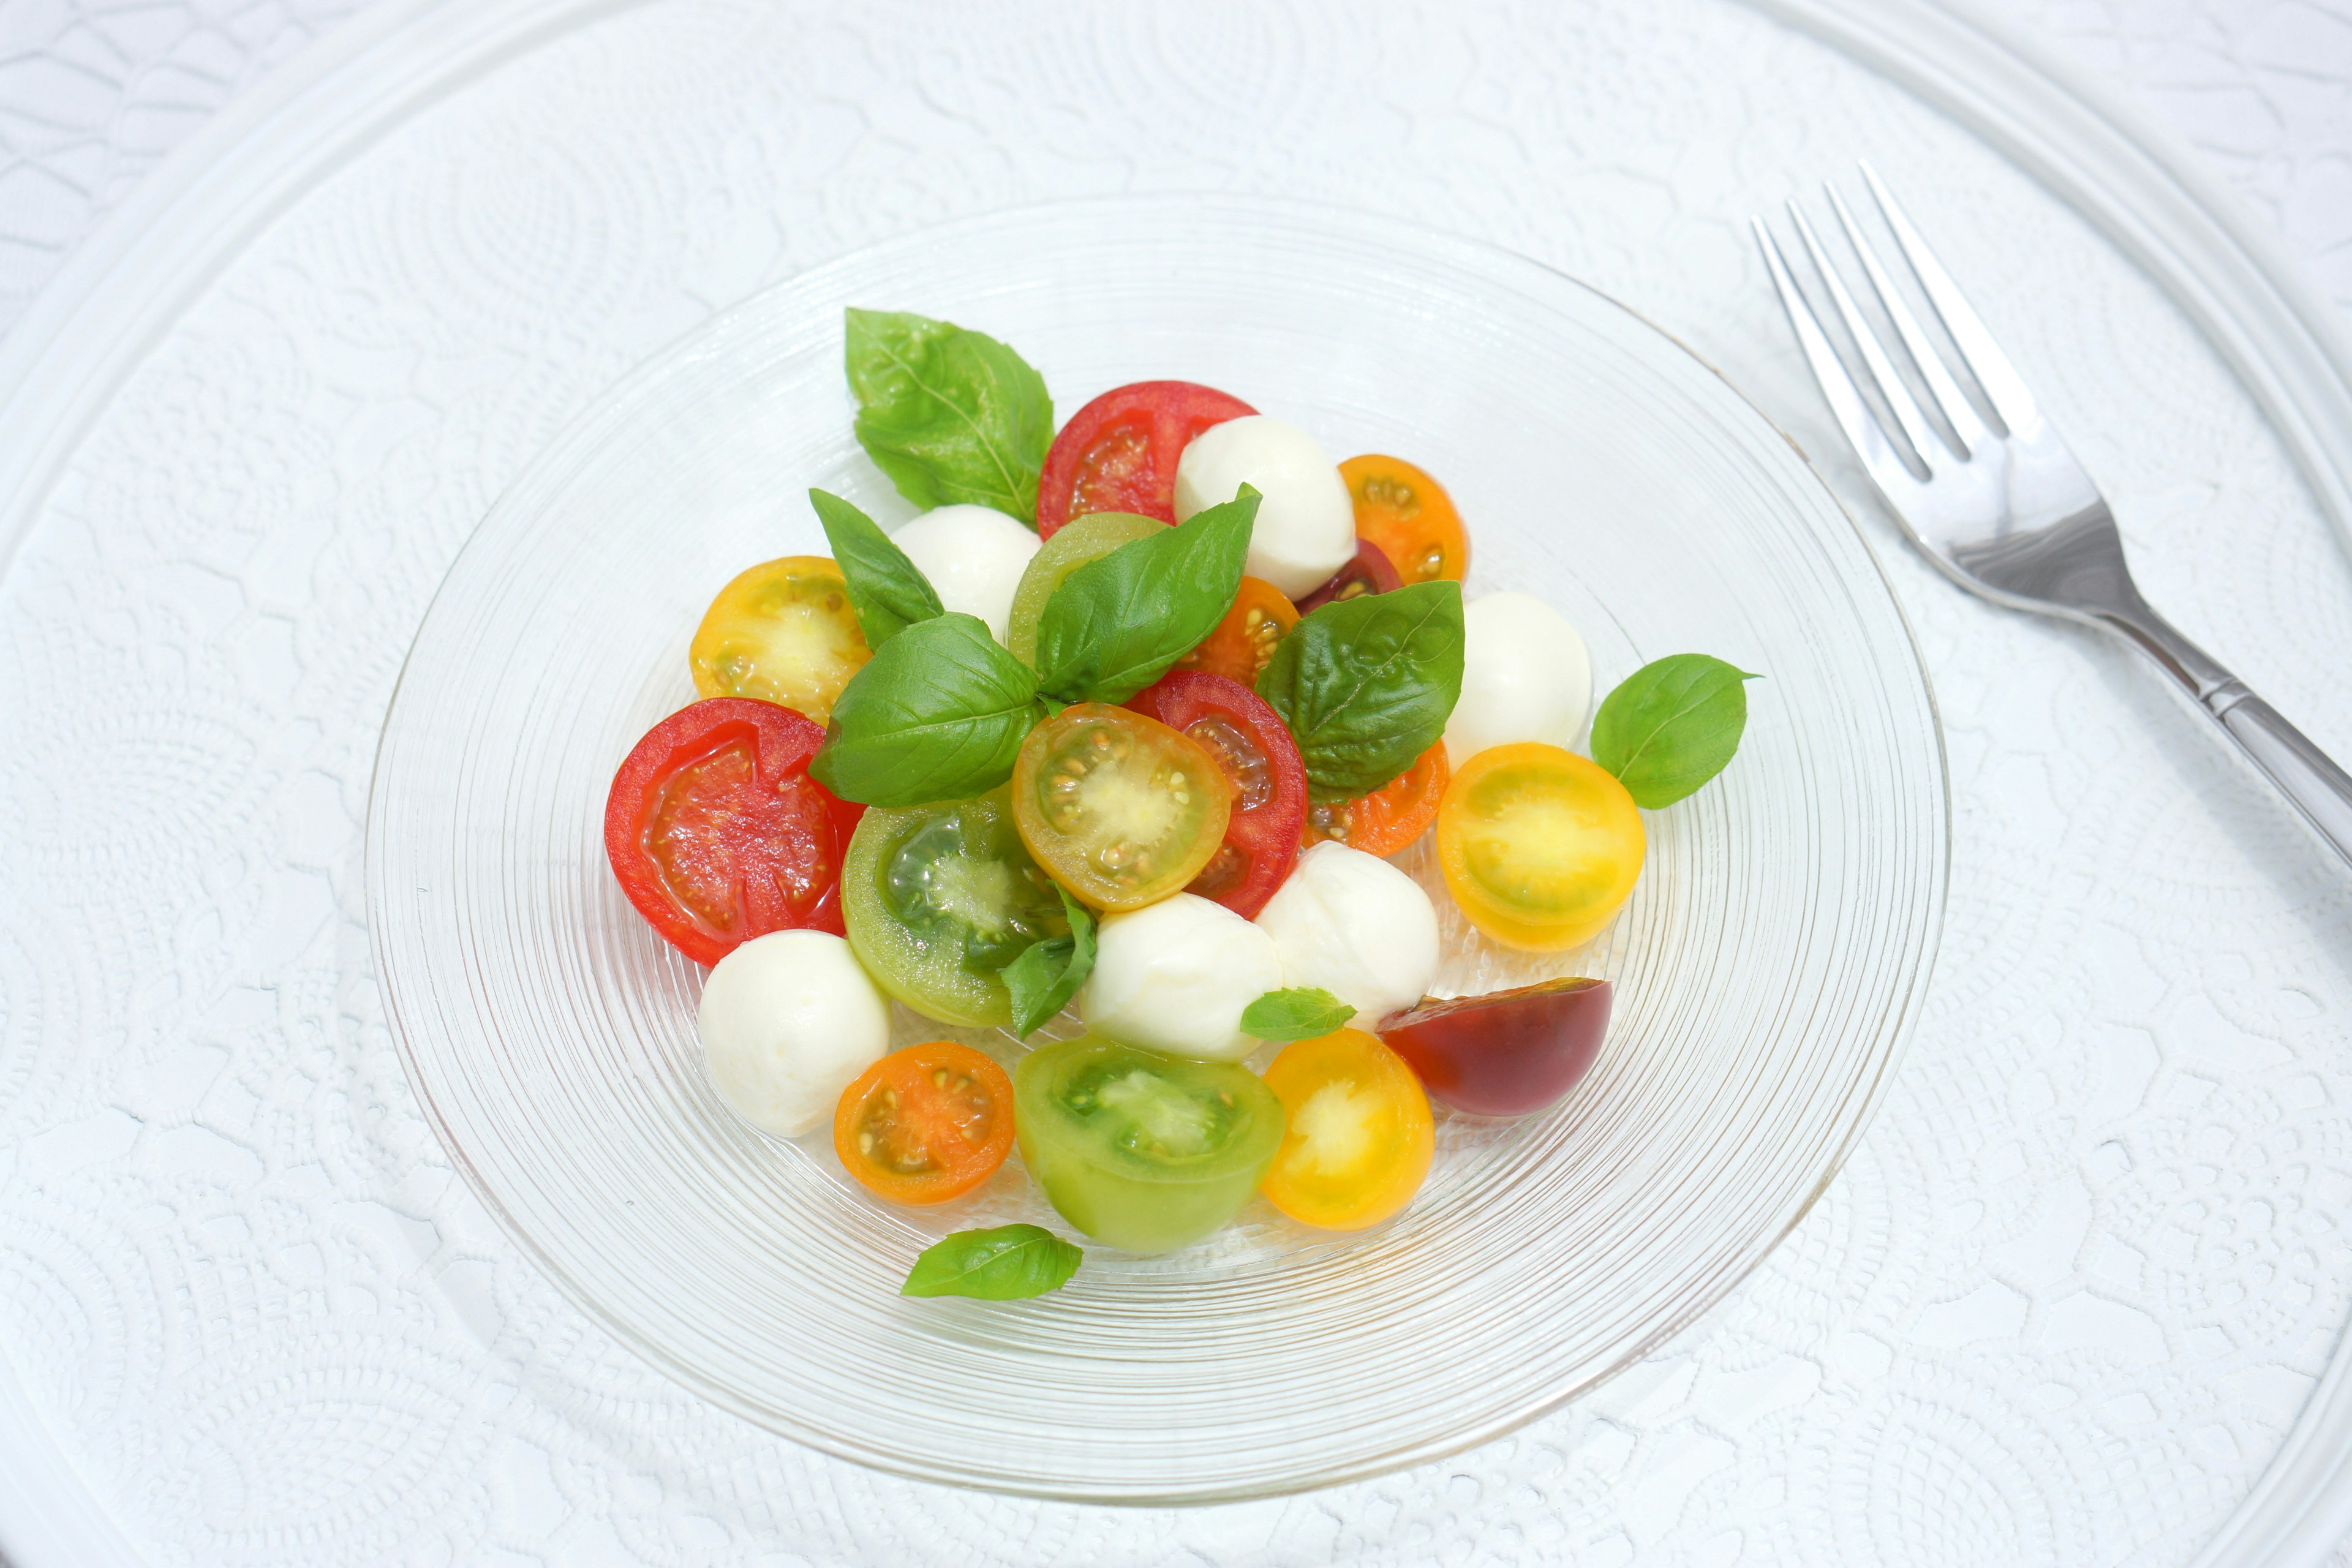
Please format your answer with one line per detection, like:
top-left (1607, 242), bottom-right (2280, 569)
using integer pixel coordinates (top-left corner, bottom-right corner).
top-left (1825, 182), bottom-right (1990, 455)
top-left (1751, 217), bottom-right (1921, 502)
top-left (1860, 162), bottom-right (2043, 437)
top-left (1785, 198), bottom-right (1943, 471)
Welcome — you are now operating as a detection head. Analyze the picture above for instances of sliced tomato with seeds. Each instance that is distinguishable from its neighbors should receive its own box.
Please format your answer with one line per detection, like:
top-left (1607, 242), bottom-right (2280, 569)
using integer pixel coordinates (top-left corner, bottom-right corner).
top-left (1340, 454), bottom-right (1469, 584)
top-left (1294, 537), bottom-right (1402, 614)
top-left (1303, 742), bottom-right (1449, 859)
top-left (1175, 575), bottom-right (1298, 687)
top-left (1010, 703), bottom-right (1234, 911)
top-left (833, 1041), bottom-right (1017, 1205)
top-left (1036, 380), bottom-right (1256, 538)
top-left (603, 697), bottom-right (866, 965)
top-left (1125, 669), bottom-right (1306, 919)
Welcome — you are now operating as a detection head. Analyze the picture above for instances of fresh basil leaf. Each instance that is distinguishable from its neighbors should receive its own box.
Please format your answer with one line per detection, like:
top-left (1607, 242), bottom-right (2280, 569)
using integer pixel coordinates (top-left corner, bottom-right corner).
top-left (1256, 579), bottom-right (1464, 801)
top-left (810, 613), bottom-right (1044, 807)
top-left (809, 488), bottom-right (942, 649)
top-left (1003, 888), bottom-right (1098, 1038)
top-left (900, 1224), bottom-right (1082, 1300)
top-left (845, 308), bottom-right (1054, 524)
top-left (1588, 654), bottom-right (1760, 809)
top-left (1240, 987), bottom-right (1354, 1042)
top-left (1031, 489), bottom-right (1258, 704)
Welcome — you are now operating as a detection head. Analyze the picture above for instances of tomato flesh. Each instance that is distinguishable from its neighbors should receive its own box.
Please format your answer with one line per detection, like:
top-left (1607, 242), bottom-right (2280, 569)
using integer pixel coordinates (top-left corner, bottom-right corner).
top-left (689, 554), bottom-right (870, 723)
top-left (603, 698), bottom-right (864, 966)
top-left (1437, 743), bottom-right (1645, 951)
top-left (1175, 575), bottom-right (1298, 688)
top-left (1011, 704), bottom-right (1233, 911)
top-left (833, 1041), bottom-right (1016, 1204)
top-left (1303, 742), bottom-right (1449, 859)
top-left (1036, 381), bottom-right (1257, 538)
top-left (1340, 454), bottom-right (1469, 584)
top-left (1259, 1028), bottom-right (1433, 1229)
top-left (1124, 669), bottom-right (1305, 919)
top-left (1013, 1036), bottom-right (1285, 1253)
top-left (1380, 978), bottom-right (1611, 1118)
top-left (842, 786), bottom-right (1068, 1027)
top-left (1005, 510), bottom-right (1167, 667)
top-left (1294, 537), bottom-right (1403, 615)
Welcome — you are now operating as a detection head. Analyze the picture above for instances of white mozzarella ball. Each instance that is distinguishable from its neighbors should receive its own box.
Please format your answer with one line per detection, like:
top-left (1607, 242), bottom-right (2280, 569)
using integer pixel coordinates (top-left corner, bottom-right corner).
top-left (1253, 842), bottom-right (1440, 1028)
top-left (1172, 415), bottom-right (1356, 599)
top-left (698, 930), bottom-right (891, 1137)
top-left (1443, 592), bottom-right (1593, 761)
top-left (1078, 893), bottom-right (1286, 1062)
top-left (890, 504), bottom-right (1041, 644)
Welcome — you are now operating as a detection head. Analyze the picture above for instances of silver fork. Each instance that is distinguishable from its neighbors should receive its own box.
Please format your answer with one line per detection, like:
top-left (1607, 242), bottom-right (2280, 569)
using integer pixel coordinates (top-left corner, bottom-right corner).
top-left (1755, 165), bottom-right (2352, 871)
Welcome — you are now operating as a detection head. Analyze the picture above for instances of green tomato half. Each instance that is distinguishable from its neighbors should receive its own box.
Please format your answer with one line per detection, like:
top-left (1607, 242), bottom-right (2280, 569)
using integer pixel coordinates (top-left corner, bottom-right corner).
top-left (1013, 1036), bottom-right (1286, 1254)
top-left (842, 786), bottom-right (1068, 1028)
top-left (1005, 510), bottom-right (1168, 667)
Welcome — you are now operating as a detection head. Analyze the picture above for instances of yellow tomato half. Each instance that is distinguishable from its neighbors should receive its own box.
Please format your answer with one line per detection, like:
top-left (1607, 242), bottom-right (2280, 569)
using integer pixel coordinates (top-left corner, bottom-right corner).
top-left (1260, 1028), bottom-right (1433, 1230)
top-left (1436, 743), bottom-right (1644, 951)
top-left (689, 555), bottom-right (869, 723)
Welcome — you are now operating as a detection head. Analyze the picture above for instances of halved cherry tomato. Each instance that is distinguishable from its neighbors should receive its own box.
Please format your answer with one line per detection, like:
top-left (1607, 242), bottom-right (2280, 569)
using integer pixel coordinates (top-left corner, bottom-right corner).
top-left (1303, 742), bottom-right (1449, 858)
top-left (1036, 381), bottom-right (1256, 538)
top-left (603, 698), bottom-right (866, 965)
top-left (1006, 510), bottom-right (1168, 667)
top-left (832, 1041), bottom-right (1016, 1205)
top-left (1437, 742), bottom-right (1643, 951)
top-left (1340, 454), bottom-right (1469, 584)
top-left (689, 555), bottom-right (870, 723)
top-left (1259, 1028), bottom-right (1433, 1231)
top-left (1125, 669), bottom-right (1305, 919)
top-left (1381, 978), bottom-right (1611, 1118)
top-left (1294, 538), bottom-right (1402, 614)
top-left (1175, 575), bottom-right (1298, 687)
top-left (1011, 704), bottom-right (1234, 910)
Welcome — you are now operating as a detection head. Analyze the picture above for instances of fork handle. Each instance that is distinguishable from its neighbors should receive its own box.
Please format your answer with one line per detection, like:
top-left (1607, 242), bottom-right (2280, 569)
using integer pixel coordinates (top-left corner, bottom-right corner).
top-left (2100, 607), bottom-right (2352, 870)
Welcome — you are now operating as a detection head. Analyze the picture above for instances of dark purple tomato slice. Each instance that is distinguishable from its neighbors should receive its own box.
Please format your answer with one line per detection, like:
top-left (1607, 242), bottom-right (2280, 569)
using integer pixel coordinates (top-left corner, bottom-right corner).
top-left (1378, 977), bottom-right (1611, 1117)
top-left (1294, 538), bottom-right (1402, 614)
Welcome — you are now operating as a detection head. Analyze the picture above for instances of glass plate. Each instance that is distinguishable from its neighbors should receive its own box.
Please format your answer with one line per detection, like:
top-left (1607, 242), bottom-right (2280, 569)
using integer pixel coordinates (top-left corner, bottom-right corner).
top-left (366, 195), bottom-right (1947, 1503)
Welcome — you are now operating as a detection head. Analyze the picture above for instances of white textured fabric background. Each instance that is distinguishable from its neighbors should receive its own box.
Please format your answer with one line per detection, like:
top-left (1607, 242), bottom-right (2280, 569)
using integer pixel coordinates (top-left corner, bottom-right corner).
top-left (1, 2), bottom-right (2350, 1565)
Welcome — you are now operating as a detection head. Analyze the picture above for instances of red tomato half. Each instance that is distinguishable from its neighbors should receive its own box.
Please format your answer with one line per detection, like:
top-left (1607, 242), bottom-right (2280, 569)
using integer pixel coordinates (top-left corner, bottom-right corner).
top-left (1036, 380), bottom-right (1256, 538)
top-left (603, 697), bottom-right (866, 965)
top-left (1125, 669), bottom-right (1305, 919)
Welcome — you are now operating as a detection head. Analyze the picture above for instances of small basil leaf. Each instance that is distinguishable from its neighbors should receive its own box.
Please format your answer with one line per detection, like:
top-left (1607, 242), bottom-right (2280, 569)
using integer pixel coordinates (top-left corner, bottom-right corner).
top-left (1256, 579), bottom-right (1464, 800)
top-left (1003, 888), bottom-right (1098, 1038)
top-left (810, 614), bottom-right (1044, 807)
top-left (809, 488), bottom-right (943, 649)
top-left (1588, 654), bottom-right (1760, 809)
top-left (1031, 488), bottom-right (1258, 704)
top-left (1240, 987), bottom-right (1354, 1042)
top-left (900, 1224), bottom-right (1082, 1300)
top-left (845, 308), bottom-right (1054, 524)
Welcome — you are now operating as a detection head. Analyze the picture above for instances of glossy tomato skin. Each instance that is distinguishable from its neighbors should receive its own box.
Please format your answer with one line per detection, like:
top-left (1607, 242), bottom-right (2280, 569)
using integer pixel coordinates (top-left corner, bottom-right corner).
top-left (1123, 670), bottom-right (1305, 919)
top-left (1293, 538), bottom-right (1403, 615)
top-left (1379, 977), bottom-right (1611, 1117)
top-left (1437, 743), bottom-right (1645, 951)
top-left (1174, 575), bottom-right (1298, 687)
top-left (1259, 1028), bottom-right (1433, 1229)
top-left (603, 698), bottom-right (865, 966)
top-left (1013, 1036), bottom-right (1285, 1254)
top-left (1036, 380), bottom-right (1256, 538)
top-left (832, 1041), bottom-right (1016, 1205)
top-left (1340, 454), bottom-right (1469, 584)
top-left (1303, 741), bottom-right (1449, 859)
top-left (1011, 704), bottom-right (1234, 911)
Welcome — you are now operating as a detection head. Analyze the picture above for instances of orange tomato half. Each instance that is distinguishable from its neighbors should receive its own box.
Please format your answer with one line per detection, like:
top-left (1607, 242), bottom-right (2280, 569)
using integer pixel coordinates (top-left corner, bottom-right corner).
top-left (833, 1041), bottom-right (1016, 1205)
top-left (1340, 454), bottom-right (1469, 584)
top-left (1177, 576), bottom-right (1298, 687)
top-left (1303, 743), bottom-right (1450, 858)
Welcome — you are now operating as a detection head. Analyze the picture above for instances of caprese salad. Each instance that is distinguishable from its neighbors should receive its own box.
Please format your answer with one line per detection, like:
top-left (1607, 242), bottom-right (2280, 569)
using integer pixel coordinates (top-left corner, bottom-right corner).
top-left (604, 307), bottom-right (1756, 1298)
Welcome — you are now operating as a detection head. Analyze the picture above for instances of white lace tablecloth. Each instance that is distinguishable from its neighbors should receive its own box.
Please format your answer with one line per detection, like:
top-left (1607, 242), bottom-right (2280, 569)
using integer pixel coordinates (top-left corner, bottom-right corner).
top-left (2, 1), bottom-right (2350, 1564)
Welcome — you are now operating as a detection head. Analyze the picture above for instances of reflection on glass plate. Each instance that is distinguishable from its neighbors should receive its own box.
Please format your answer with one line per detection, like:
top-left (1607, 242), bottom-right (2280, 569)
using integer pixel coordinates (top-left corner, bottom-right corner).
top-left (366, 195), bottom-right (1947, 1502)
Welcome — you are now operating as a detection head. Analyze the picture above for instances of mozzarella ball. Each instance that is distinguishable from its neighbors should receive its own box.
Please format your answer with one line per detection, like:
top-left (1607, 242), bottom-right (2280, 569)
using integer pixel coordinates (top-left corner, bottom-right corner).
top-left (1253, 842), bottom-right (1440, 1028)
top-left (698, 930), bottom-right (891, 1137)
top-left (1078, 893), bottom-right (1285, 1062)
top-left (890, 504), bottom-right (1041, 644)
top-left (1444, 592), bottom-right (1593, 761)
top-left (1172, 415), bottom-right (1356, 598)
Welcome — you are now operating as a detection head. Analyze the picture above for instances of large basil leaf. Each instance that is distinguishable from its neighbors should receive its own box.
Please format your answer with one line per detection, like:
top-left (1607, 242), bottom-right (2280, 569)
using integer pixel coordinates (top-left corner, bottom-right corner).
top-left (845, 308), bottom-right (1053, 524)
top-left (809, 488), bottom-right (942, 650)
top-left (1256, 579), bottom-right (1465, 800)
top-left (810, 613), bottom-right (1044, 807)
top-left (1588, 654), bottom-right (1758, 808)
top-left (1002, 888), bottom-right (1097, 1038)
top-left (1031, 489), bottom-right (1257, 704)
top-left (900, 1224), bottom-right (1082, 1300)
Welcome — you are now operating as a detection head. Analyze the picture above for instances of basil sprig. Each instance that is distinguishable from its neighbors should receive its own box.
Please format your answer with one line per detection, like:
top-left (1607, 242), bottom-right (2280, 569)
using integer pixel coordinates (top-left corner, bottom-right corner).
top-left (901, 1224), bottom-right (1082, 1300)
top-left (1256, 579), bottom-right (1465, 801)
top-left (1589, 654), bottom-right (1759, 808)
top-left (809, 488), bottom-right (941, 650)
top-left (1003, 888), bottom-right (1097, 1037)
top-left (1032, 489), bottom-right (1257, 703)
top-left (810, 614), bottom-right (1044, 807)
top-left (1240, 987), bottom-right (1353, 1043)
top-left (845, 309), bottom-right (1054, 524)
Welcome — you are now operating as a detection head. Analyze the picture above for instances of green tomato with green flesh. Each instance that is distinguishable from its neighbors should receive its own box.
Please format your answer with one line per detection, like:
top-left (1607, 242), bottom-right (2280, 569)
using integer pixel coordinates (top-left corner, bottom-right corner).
top-left (1005, 510), bottom-right (1168, 667)
top-left (1014, 1036), bottom-right (1286, 1254)
top-left (842, 786), bottom-right (1068, 1028)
